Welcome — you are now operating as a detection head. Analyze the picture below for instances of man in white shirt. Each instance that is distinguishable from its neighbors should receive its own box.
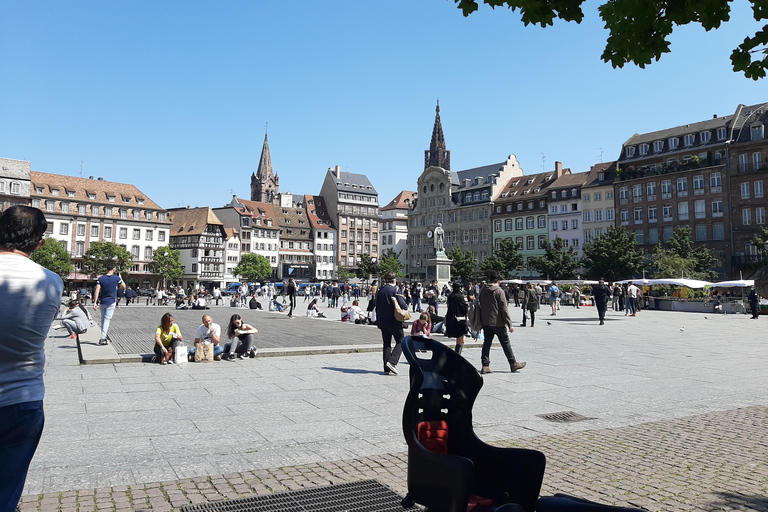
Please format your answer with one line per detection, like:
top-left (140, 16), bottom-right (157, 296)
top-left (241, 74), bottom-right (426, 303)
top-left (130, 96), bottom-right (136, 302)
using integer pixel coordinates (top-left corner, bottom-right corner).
top-left (0, 206), bottom-right (64, 510)
top-left (189, 314), bottom-right (223, 360)
top-left (627, 281), bottom-right (640, 316)
top-left (348, 300), bottom-right (367, 324)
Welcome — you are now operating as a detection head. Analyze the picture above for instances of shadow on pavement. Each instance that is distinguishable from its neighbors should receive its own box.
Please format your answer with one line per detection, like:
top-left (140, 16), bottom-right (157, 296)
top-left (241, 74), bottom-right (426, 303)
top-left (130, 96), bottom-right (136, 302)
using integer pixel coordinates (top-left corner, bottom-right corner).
top-left (322, 367), bottom-right (385, 375)
top-left (707, 492), bottom-right (768, 511)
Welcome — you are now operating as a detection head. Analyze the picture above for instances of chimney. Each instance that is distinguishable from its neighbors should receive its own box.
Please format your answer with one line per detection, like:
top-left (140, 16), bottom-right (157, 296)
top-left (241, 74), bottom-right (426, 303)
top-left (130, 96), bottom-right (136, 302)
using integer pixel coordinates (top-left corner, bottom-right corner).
top-left (89, 176), bottom-right (94, 180)
top-left (713, 114), bottom-right (718, 119)
top-left (97, 177), bottom-right (103, 180)
top-left (335, 165), bottom-right (341, 178)
top-left (555, 161), bottom-right (563, 177)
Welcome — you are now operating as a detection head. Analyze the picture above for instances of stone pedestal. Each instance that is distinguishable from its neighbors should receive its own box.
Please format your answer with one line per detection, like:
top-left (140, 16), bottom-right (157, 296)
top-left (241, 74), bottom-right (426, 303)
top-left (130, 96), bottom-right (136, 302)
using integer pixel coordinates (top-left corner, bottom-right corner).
top-left (425, 256), bottom-right (452, 289)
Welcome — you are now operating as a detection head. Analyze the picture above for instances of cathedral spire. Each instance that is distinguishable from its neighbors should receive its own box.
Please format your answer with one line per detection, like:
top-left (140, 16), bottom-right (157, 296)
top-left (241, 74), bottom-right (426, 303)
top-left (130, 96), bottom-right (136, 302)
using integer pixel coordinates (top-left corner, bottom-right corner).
top-left (425, 100), bottom-right (450, 170)
top-left (256, 133), bottom-right (273, 180)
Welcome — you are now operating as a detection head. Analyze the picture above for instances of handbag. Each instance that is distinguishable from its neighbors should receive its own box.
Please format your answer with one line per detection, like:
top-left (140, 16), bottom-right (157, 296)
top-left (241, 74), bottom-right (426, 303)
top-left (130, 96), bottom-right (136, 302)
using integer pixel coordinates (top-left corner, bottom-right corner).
top-left (195, 342), bottom-right (214, 362)
top-left (174, 344), bottom-right (188, 365)
top-left (391, 294), bottom-right (411, 322)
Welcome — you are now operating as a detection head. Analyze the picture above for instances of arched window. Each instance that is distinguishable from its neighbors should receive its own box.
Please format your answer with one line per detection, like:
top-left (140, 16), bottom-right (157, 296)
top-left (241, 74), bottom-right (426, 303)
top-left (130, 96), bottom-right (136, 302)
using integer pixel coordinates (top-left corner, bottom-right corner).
top-left (473, 192), bottom-right (480, 201)
top-left (465, 193), bottom-right (472, 202)
top-left (481, 190), bottom-right (489, 200)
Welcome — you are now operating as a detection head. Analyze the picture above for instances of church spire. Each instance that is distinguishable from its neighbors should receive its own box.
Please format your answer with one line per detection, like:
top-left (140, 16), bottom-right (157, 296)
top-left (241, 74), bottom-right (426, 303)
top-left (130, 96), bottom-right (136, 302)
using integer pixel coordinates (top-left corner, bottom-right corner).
top-left (425, 100), bottom-right (450, 170)
top-left (251, 131), bottom-right (279, 202)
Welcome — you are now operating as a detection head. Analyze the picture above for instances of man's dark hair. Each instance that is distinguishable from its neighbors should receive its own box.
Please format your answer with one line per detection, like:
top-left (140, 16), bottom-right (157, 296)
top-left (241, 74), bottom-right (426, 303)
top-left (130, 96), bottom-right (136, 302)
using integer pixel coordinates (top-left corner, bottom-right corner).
top-left (486, 269), bottom-right (500, 283)
top-left (452, 282), bottom-right (462, 293)
top-left (0, 205), bottom-right (47, 254)
top-left (383, 271), bottom-right (396, 283)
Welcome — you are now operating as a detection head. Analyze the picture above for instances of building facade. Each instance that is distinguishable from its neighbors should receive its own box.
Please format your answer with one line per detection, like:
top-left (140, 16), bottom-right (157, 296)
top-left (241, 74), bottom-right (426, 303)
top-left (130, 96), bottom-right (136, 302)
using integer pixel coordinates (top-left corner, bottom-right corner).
top-left (380, 190), bottom-right (415, 274)
top-left (167, 207), bottom-right (226, 290)
top-left (727, 103), bottom-right (768, 274)
top-left (0, 157), bottom-right (32, 210)
top-left (546, 170), bottom-right (589, 258)
top-left (409, 105), bottom-right (523, 279)
top-left (275, 193), bottom-right (315, 280)
top-left (492, 164), bottom-right (567, 276)
top-left (30, 171), bottom-right (170, 289)
top-left (305, 194), bottom-right (337, 281)
top-left (319, 166), bottom-right (380, 269)
top-left (580, 162), bottom-right (617, 246)
top-left (616, 113), bottom-right (734, 275)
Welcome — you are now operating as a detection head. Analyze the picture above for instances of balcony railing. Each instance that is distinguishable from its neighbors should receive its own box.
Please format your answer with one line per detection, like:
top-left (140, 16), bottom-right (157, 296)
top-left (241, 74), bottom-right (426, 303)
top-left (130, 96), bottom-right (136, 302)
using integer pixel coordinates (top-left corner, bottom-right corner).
top-left (619, 159), bottom-right (725, 181)
top-left (732, 254), bottom-right (763, 265)
top-left (738, 162), bottom-right (765, 174)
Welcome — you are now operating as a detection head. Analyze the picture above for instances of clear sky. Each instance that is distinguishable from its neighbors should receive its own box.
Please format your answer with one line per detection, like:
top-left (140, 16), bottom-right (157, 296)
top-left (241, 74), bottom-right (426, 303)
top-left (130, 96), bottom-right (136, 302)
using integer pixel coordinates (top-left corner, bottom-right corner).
top-left (1, 0), bottom-right (765, 209)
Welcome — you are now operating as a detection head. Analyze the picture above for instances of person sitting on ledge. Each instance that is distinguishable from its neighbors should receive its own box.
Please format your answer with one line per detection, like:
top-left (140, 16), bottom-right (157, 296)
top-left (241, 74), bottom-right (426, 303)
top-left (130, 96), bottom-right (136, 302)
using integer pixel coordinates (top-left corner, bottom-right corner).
top-left (223, 314), bottom-right (258, 360)
top-left (248, 295), bottom-right (262, 310)
top-left (191, 295), bottom-right (209, 310)
top-left (153, 313), bottom-right (182, 365)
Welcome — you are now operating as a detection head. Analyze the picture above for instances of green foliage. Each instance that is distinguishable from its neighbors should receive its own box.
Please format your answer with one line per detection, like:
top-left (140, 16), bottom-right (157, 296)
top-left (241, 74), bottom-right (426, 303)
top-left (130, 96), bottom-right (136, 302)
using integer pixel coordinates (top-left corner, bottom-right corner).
top-left (495, 238), bottom-right (525, 276)
top-left (479, 256), bottom-right (506, 276)
top-left (448, 245), bottom-right (476, 282)
top-left (149, 246), bottom-right (183, 287)
top-left (378, 248), bottom-right (405, 277)
top-left (82, 241), bottom-right (133, 277)
top-left (751, 226), bottom-right (768, 258)
top-left (31, 237), bottom-right (73, 278)
top-left (581, 226), bottom-right (646, 282)
top-left (336, 265), bottom-right (355, 282)
top-left (654, 226), bottom-right (718, 279)
top-left (231, 253), bottom-right (273, 282)
top-left (355, 254), bottom-right (380, 281)
top-left (527, 236), bottom-right (581, 280)
top-left (454, 0), bottom-right (767, 80)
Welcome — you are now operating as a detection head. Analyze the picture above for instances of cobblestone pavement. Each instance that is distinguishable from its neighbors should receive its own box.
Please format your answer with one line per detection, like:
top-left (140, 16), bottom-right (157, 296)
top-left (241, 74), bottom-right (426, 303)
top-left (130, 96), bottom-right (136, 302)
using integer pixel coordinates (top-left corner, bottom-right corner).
top-left (17, 406), bottom-right (768, 512)
top-left (27, 305), bottom-right (768, 511)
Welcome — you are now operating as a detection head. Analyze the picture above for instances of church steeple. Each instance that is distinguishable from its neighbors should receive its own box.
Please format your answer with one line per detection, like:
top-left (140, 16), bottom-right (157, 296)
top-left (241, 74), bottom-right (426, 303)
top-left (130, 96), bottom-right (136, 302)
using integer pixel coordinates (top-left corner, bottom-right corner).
top-left (424, 100), bottom-right (450, 171)
top-left (250, 132), bottom-right (280, 202)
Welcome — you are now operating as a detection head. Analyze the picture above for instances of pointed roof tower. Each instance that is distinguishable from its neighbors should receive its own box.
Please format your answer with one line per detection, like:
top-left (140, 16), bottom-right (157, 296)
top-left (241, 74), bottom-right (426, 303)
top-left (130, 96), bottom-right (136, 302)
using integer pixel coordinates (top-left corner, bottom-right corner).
top-left (424, 100), bottom-right (450, 171)
top-left (256, 133), bottom-right (273, 180)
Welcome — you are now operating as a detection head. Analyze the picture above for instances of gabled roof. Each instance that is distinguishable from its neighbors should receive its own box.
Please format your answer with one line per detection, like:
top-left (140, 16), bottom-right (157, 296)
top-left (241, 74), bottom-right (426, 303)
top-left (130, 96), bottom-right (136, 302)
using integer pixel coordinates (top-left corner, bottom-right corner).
top-left (453, 162), bottom-right (506, 190)
top-left (582, 162), bottom-right (617, 188)
top-left (30, 171), bottom-right (164, 210)
top-left (381, 190), bottom-right (415, 211)
top-left (275, 203), bottom-right (312, 242)
top-left (233, 197), bottom-right (280, 229)
top-left (496, 170), bottom-right (563, 202)
top-left (548, 170), bottom-right (590, 190)
top-left (304, 194), bottom-right (335, 230)
top-left (167, 207), bottom-right (223, 236)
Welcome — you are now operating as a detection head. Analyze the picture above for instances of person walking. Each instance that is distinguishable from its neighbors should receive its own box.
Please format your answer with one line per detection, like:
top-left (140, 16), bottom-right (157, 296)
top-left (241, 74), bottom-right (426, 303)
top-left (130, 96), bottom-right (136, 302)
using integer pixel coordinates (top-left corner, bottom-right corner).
top-left (592, 278), bottom-right (612, 325)
top-left (0, 206), bottom-right (64, 511)
top-left (444, 282), bottom-right (469, 354)
top-left (548, 283), bottom-right (560, 315)
top-left (375, 272), bottom-right (408, 375)
top-left (478, 271), bottom-right (526, 374)
top-left (93, 264), bottom-right (126, 345)
top-left (572, 285), bottom-right (581, 308)
top-left (286, 278), bottom-right (297, 318)
top-left (522, 283), bottom-right (539, 327)
top-left (627, 281), bottom-right (640, 316)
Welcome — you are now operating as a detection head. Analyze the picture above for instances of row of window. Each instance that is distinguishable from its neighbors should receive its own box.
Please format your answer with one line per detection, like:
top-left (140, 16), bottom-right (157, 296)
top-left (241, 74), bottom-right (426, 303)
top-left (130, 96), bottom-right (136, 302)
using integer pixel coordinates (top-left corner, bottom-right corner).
top-left (340, 217), bottom-right (378, 228)
top-left (410, 208), bottom-right (490, 227)
top-left (552, 219), bottom-right (579, 231)
top-left (625, 127), bottom-right (733, 158)
top-left (340, 230), bottom-right (378, 241)
top-left (337, 192), bottom-right (376, 203)
top-left (410, 229), bottom-right (490, 246)
top-left (70, 240), bottom-right (154, 260)
top-left (59, 223), bottom-right (167, 242)
top-left (32, 199), bottom-right (165, 221)
top-left (582, 209), bottom-right (616, 223)
top-left (619, 200), bottom-right (726, 224)
top-left (492, 235), bottom-right (580, 252)
top-left (494, 216), bottom-right (547, 232)
top-left (33, 185), bottom-right (145, 205)
top-left (0, 181), bottom-right (22, 194)
top-left (462, 190), bottom-right (490, 203)
top-left (582, 191), bottom-right (613, 202)
top-left (338, 204), bottom-right (378, 215)
top-left (339, 243), bottom-right (374, 253)
top-left (495, 199), bottom-right (547, 213)
top-left (633, 223), bottom-right (727, 245)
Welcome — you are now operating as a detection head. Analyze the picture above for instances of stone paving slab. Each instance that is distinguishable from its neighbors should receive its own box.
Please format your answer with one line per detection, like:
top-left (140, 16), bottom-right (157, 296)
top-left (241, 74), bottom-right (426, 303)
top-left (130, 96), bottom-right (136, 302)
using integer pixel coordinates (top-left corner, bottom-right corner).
top-left (17, 406), bottom-right (768, 512)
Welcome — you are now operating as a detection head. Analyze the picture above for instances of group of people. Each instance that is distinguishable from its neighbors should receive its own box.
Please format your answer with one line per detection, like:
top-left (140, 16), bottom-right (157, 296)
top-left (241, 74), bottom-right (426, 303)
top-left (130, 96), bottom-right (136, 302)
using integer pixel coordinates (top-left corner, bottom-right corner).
top-left (153, 313), bottom-right (259, 364)
top-left (374, 270), bottom-right (526, 376)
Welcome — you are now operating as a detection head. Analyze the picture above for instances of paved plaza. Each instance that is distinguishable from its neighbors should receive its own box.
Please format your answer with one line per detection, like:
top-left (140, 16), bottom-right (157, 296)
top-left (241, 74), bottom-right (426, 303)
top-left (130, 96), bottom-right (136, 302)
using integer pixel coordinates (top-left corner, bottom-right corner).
top-left (20, 303), bottom-right (768, 511)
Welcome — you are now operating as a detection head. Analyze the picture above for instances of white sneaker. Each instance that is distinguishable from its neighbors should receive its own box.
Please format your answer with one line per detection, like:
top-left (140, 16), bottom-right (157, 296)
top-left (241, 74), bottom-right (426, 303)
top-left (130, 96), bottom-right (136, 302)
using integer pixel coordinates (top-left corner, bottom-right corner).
top-left (385, 362), bottom-right (398, 375)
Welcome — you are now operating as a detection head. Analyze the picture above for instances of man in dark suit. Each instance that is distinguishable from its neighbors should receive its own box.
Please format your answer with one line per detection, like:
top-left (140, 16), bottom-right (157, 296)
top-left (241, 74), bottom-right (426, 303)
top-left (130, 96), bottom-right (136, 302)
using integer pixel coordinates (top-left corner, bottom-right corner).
top-left (591, 278), bottom-right (612, 325)
top-left (375, 271), bottom-right (408, 375)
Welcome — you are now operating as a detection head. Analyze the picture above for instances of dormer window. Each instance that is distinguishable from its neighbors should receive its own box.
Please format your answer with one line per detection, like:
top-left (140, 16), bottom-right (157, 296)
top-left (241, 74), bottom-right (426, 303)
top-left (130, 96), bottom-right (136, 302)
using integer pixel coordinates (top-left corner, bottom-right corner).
top-left (123, 196), bottom-right (131, 203)
top-left (527, 178), bottom-right (534, 184)
top-left (108, 195), bottom-right (115, 202)
top-left (561, 191), bottom-right (567, 198)
top-left (571, 188), bottom-right (578, 197)
top-left (669, 137), bottom-right (679, 149)
top-left (717, 127), bottom-right (727, 140)
top-left (51, 188), bottom-right (59, 196)
top-left (653, 140), bottom-right (664, 153)
top-left (700, 131), bottom-right (711, 143)
top-left (138, 198), bottom-right (145, 205)
top-left (35, 187), bottom-right (44, 194)
top-left (551, 191), bottom-right (557, 198)
top-left (512, 180), bottom-right (520, 186)
top-left (544, 174), bottom-right (552, 181)
top-left (87, 193), bottom-right (96, 200)
top-left (751, 123), bottom-right (764, 141)
top-left (626, 146), bottom-right (636, 157)
top-left (465, 193), bottom-right (472, 202)
top-left (598, 172), bottom-right (605, 181)
top-left (683, 134), bottom-right (694, 146)
top-left (67, 189), bottom-right (76, 197)
top-left (639, 143), bottom-right (649, 155)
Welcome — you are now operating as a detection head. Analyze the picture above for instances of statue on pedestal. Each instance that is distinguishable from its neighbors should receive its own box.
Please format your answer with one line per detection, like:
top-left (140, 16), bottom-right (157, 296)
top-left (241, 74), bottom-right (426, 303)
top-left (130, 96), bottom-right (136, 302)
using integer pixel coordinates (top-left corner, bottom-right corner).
top-left (434, 223), bottom-right (445, 257)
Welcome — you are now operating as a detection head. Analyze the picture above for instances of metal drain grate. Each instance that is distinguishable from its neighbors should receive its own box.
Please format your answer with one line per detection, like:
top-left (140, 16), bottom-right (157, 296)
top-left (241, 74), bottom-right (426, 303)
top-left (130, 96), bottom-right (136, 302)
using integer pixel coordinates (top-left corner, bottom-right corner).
top-left (181, 479), bottom-right (419, 512)
top-left (537, 411), bottom-right (596, 423)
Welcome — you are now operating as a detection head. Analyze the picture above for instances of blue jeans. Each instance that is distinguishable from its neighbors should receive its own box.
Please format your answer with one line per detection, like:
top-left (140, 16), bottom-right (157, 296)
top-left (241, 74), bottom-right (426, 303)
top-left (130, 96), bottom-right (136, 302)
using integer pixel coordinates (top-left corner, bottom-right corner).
top-left (0, 400), bottom-right (44, 512)
top-left (100, 303), bottom-right (116, 339)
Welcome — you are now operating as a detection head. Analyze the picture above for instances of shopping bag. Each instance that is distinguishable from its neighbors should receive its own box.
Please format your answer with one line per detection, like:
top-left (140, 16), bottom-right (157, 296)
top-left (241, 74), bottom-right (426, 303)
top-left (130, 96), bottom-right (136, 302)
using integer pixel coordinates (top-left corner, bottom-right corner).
top-left (174, 344), bottom-right (188, 365)
top-left (195, 342), bottom-right (214, 362)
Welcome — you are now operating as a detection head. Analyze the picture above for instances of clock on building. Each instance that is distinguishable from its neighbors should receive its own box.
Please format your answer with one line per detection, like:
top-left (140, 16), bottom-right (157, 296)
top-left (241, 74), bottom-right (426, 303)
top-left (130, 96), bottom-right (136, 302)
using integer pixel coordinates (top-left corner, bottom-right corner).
top-left (427, 230), bottom-right (433, 239)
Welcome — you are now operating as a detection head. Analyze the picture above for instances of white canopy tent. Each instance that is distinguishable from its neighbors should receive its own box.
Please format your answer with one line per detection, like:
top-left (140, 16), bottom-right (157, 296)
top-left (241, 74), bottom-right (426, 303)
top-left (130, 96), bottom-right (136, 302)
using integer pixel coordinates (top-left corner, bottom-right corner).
top-left (614, 278), bottom-right (712, 288)
top-left (707, 280), bottom-right (754, 288)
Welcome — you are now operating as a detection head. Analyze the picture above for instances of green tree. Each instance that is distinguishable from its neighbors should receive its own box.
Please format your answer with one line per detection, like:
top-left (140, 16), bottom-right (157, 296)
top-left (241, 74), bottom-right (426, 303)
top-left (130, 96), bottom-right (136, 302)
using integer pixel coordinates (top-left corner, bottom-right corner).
top-left (82, 241), bottom-right (133, 277)
top-left (651, 247), bottom-right (699, 279)
top-left (355, 254), bottom-right (380, 281)
top-left (378, 248), bottom-right (405, 277)
top-left (495, 238), bottom-right (525, 276)
top-left (149, 246), bottom-right (183, 288)
top-left (527, 236), bottom-right (581, 280)
top-left (658, 226), bottom-right (718, 279)
top-left (231, 253), bottom-right (273, 282)
top-left (336, 265), bottom-right (355, 282)
top-left (454, 0), bottom-right (768, 79)
top-left (479, 255), bottom-right (506, 276)
top-left (581, 226), bottom-right (646, 282)
top-left (31, 237), bottom-right (73, 278)
top-left (448, 245), bottom-right (476, 282)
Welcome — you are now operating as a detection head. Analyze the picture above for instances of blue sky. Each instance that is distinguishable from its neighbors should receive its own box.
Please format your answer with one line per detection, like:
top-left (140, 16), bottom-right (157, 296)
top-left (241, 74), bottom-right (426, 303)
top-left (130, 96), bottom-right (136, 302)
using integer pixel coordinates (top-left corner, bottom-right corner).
top-left (1, 1), bottom-right (765, 209)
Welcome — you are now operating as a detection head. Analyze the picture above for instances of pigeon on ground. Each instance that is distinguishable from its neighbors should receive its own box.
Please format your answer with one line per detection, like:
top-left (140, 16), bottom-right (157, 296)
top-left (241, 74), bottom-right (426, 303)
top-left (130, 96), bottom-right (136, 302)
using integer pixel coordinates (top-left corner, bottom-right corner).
top-left (679, 327), bottom-right (685, 332)
top-left (546, 321), bottom-right (552, 325)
